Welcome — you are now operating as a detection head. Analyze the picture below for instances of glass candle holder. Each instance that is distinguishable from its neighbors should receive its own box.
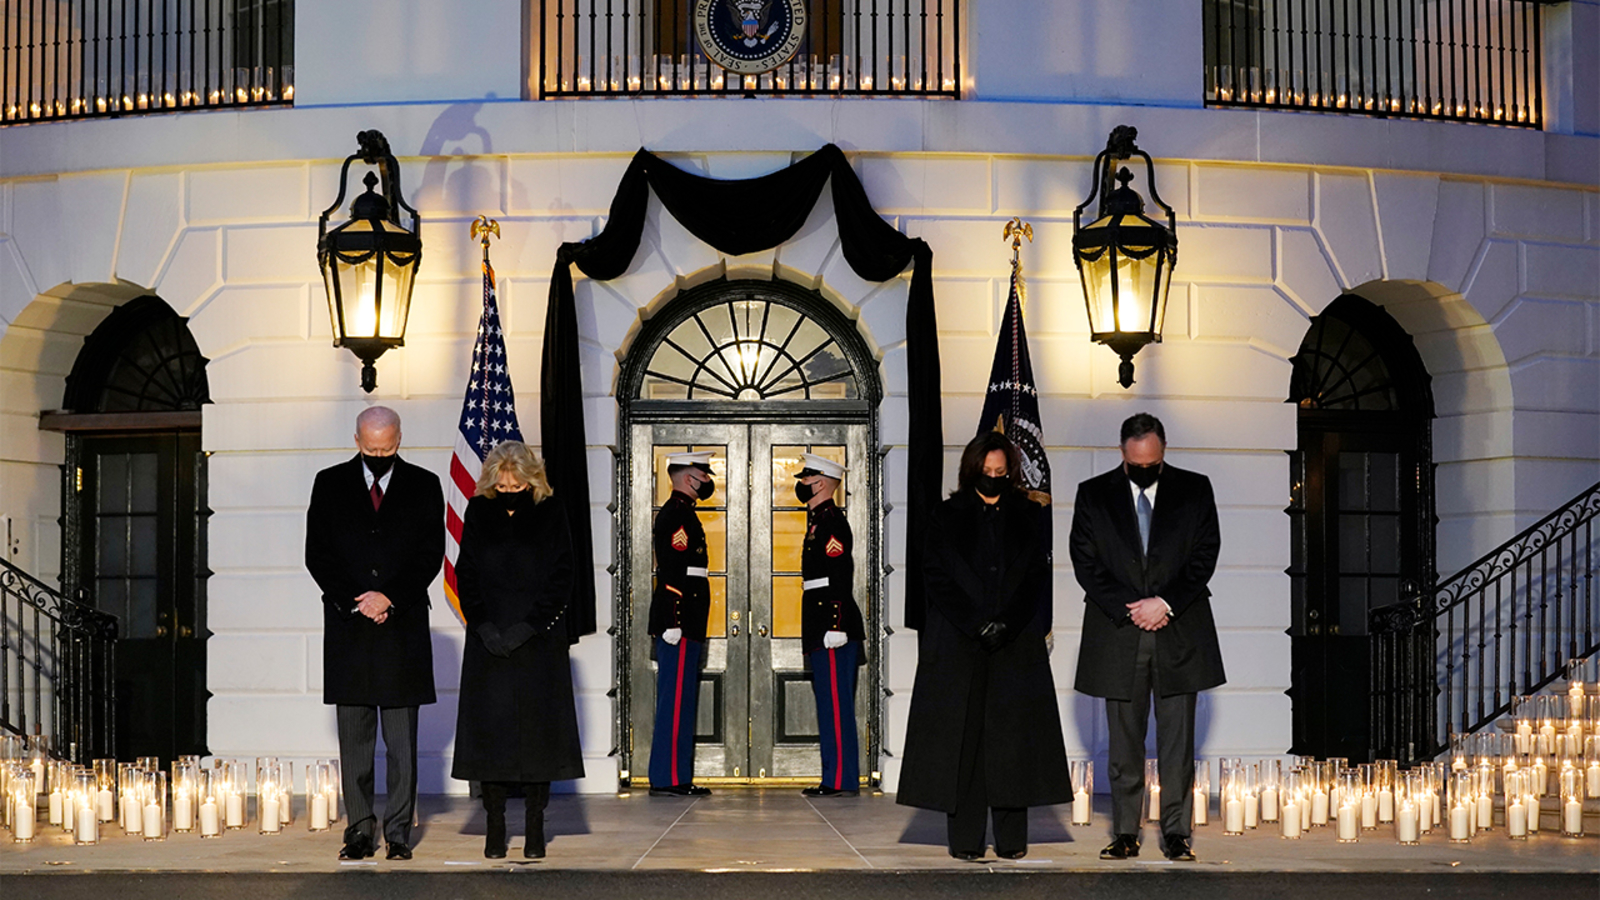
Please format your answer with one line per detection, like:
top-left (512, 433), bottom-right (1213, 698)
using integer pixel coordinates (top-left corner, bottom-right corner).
top-left (1584, 735), bottom-right (1600, 799)
top-left (1449, 733), bottom-right (1470, 770)
top-left (1394, 775), bottom-right (1420, 845)
top-left (58, 765), bottom-right (77, 833)
top-left (1243, 762), bottom-right (1260, 829)
top-left (72, 770), bottom-right (98, 845)
top-left (142, 771), bottom-right (167, 841)
top-left (1070, 760), bottom-right (1093, 826)
top-left (1335, 771), bottom-right (1360, 842)
top-left (172, 761), bottom-right (198, 833)
top-left (1375, 760), bottom-right (1397, 823)
top-left (1259, 759), bottom-right (1282, 822)
top-left (1537, 695), bottom-right (1559, 757)
top-left (197, 769), bottom-right (222, 838)
top-left (1220, 758), bottom-right (1245, 835)
top-left (92, 759), bottom-right (116, 823)
top-left (1503, 769), bottom-right (1529, 839)
top-left (308, 762), bottom-right (333, 832)
top-left (275, 762), bottom-right (294, 828)
top-left (1560, 765), bottom-right (1584, 835)
top-left (10, 768), bottom-right (36, 842)
top-left (1358, 763), bottom-right (1378, 829)
top-left (1145, 758), bottom-right (1162, 822)
top-left (1192, 759), bottom-right (1210, 827)
top-left (1310, 761), bottom-right (1332, 826)
top-left (258, 763), bottom-right (283, 834)
top-left (221, 760), bottom-right (247, 829)
top-left (119, 762), bottom-right (142, 834)
top-left (1280, 769), bottom-right (1303, 839)
top-left (1448, 769), bottom-right (1473, 842)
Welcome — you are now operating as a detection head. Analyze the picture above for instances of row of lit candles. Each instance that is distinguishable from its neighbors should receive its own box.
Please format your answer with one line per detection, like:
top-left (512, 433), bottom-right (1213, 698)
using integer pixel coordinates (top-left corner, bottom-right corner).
top-left (3, 84), bottom-right (293, 120)
top-left (1212, 85), bottom-right (1532, 121)
top-left (557, 55), bottom-right (954, 93)
top-left (3, 755), bottom-right (344, 845)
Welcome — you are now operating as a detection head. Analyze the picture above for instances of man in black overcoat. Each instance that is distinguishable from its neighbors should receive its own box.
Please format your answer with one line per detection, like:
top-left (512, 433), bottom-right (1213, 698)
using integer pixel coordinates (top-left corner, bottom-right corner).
top-left (1069, 412), bottom-right (1223, 863)
top-left (305, 406), bottom-right (444, 861)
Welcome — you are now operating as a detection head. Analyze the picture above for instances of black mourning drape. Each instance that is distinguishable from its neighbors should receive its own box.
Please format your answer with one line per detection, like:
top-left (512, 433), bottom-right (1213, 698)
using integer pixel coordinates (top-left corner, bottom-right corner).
top-left (543, 143), bottom-right (943, 639)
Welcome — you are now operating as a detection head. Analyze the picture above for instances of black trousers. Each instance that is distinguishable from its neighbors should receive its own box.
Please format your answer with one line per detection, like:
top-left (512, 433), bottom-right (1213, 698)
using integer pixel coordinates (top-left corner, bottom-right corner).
top-left (336, 704), bottom-right (418, 846)
top-left (947, 656), bottom-right (1026, 855)
top-left (1105, 630), bottom-right (1197, 838)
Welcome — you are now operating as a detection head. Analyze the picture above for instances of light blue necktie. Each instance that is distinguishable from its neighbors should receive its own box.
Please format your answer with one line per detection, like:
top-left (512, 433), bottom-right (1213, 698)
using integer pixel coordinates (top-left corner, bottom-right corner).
top-left (1136, 488), bottom-right (1152, 553)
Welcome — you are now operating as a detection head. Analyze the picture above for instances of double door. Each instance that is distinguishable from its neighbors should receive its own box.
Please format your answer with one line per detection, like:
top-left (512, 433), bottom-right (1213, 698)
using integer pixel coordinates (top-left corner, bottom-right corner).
top-left (628, 420), bottom-right (872, 783)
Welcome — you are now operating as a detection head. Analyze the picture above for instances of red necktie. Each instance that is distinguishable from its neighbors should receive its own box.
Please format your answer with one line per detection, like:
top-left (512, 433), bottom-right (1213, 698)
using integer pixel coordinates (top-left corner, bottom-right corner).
top-left (370, 481), bottom-right (384, 511)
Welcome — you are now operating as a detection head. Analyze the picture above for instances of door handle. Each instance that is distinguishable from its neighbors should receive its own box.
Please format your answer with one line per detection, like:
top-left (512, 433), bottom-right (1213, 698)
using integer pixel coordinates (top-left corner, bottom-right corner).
top-left (731, 623), bottom-right (740, 637)
top-left (178, 626), bottom-right (194, 638)
top-left (758, 625), bottom-right (768, 638)
top-left (156, 625), bottom-right (168, 637)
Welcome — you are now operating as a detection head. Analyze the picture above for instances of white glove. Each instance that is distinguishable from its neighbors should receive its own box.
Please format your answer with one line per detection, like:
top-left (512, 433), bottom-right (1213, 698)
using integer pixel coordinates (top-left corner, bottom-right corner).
top-left (823, 630), bottom-right (848, 649)
top-left (1045, 629), bottom-right (1055, 655)
top-left (662, 628), bottom-right (683, 646)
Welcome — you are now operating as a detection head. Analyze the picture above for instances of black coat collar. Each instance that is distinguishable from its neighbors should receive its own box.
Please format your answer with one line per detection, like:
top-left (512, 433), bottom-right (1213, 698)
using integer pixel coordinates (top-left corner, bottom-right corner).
top-left (939, 490), bottom-right (1040, 604)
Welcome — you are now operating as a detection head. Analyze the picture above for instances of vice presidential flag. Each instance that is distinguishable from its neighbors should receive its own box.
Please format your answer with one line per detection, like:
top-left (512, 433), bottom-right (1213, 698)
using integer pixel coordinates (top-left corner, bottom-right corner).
top-left (978, 261), bottom-right (1051, 502)
top-left (443, 257), bottom-right (523, 622)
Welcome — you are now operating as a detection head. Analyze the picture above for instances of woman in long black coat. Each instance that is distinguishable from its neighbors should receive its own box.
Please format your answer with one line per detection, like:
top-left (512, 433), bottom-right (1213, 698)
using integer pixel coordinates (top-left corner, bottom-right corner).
top-left (897, 432), bottom-right (1072, 860)
top-left (451, 440), bottom-right (584, 859)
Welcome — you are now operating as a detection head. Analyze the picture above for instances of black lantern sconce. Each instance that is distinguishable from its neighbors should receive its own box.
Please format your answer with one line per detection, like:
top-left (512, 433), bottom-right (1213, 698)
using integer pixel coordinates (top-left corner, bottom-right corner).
top-left (1071, 125), bottom-right (1179, 389)
top-left (317, 130), bottom-right (422, 393)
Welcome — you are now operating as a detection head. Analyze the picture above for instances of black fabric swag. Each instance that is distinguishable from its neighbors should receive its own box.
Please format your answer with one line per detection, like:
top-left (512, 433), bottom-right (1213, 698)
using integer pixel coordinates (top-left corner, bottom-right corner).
top-left (541, 143), bottom-right (943, 634)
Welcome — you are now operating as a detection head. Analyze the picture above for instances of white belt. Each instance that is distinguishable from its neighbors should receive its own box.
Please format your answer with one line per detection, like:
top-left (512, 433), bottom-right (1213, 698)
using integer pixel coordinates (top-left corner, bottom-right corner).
top-left (685, 566), bottom-right (710, 577)
top-left (802, 577), bottom-right (829, 590)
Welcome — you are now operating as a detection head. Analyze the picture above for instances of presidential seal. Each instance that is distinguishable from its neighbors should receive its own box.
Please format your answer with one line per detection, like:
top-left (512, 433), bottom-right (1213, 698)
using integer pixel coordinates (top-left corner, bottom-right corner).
top-left (694, 0), bottom-right (807, 76)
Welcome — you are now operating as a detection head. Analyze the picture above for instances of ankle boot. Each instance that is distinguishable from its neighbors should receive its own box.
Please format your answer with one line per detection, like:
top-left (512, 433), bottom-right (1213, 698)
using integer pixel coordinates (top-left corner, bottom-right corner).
top-left (482, 783), bottom-right (508, 859)
top-left (523, 782), bottom-right (548, 858)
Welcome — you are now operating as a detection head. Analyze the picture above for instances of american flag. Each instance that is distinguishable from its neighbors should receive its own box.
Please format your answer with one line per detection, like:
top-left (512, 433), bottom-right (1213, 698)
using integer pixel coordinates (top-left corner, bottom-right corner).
top-left (978, 258), bottom-right (1051, 500)
top-left (443, 258), bottom-right (523, 621)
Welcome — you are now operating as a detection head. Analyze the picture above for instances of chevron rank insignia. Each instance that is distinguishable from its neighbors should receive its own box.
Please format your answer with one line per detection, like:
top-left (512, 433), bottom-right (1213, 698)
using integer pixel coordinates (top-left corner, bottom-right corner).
top-left (671, 527), bottom-right (689, 550)
top-left (825, 536), bottom-right (845, 557)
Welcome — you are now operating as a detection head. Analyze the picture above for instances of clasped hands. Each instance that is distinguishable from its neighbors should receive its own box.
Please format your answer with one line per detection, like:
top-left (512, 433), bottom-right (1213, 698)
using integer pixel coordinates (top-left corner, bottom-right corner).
top-left (477, 622), bottom-right (537, 657)
top-left (355, 591), bottom-right (392, 624)
top-left (1126, 596), bottom-right (1170, 631)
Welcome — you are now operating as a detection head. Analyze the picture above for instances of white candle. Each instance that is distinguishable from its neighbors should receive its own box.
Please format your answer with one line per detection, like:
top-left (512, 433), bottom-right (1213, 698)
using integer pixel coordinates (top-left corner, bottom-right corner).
top-left (261, 795), bottom-right (280, 832)
top-left (1449, 805), bottom-right (1470, 840)
top-left (279, 792), bottom-right (292, 824)
top-left (310, 793), bottom-right (330, 830)
top-left (1193, 787), bottom-right (1208, 826)
top-left (48, 789), bottom-right (62, 825)
top-left (1507, 798), bottom-right (1527, 837)
top-left (1301, 792), bottom-right (1312, 829)
top-left (75, 804), bottom-right (97, 843)
top-left (1224, 798), bottom-right (1244, 833)
top-left (1526, 795), bottom-right (1540, 832)
top-left (1587, 764), bottom-right (1600, 799)
top-left (1430, 790), bottom-right (1441, 827)
top-left (1538, 724), bottom-right (1555, 755)
top-left (1475, 793), bottom-right (1493, 829)
top-left (1261, 786), bottom-right (1279, 821)
top-left (1311, 789), bottom-right (1329, 825)
top-left (1361, 793), bottom-right (1378, 828)
top-left (29, 759), bottom-right (44, 792)
top-left (174, 792), bottom-right (193, 831)
top-left (97, 787), bottom-right (114, 821)
top-left (1563, 799), bottom-right (1583, 835)
top-left (1281, 800), bottom-right (1301, 838)
top-left (1337, 803), bottom-right (1358, 840)
top-left (14, 800), bottom-right (35, 840)
top-left (1148, 785), bottom-right (1161, 820)
top-left (1377, 787), bottom-right (1393, 822)
top-left (123, 792), bottom-right (142, 834)
top-left (1396, 804), bottom-right (1418, 843)
top-left (142, 801), bottom-right (162, 838)
top-left (225, 792), bottom-right (243, 828)
top-left (199, 799), bottom-right (220, 836)
top-left (1244, 792), bottom-right (1259, 828)
top-left (1419, 793), bottom-right (1433, 831)
top-left (62, 793), bottom-right (75, 830)
top-left (1532, 761), bottom-right (1547, 795)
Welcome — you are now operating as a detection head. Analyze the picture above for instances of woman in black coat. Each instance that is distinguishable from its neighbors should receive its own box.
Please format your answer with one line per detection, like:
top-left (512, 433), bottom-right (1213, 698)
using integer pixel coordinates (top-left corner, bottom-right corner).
top-left (896, 432), bottom-right (1072, 860)
top-left (451, 440), bottom-right (584, 859)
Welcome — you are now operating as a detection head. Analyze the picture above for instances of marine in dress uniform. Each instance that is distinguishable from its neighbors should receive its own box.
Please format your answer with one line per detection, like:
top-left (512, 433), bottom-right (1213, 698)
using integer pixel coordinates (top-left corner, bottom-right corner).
top-left (647, 451), bottom-right (716, 797)
top-left (795, 453), bottom-right (867, 797)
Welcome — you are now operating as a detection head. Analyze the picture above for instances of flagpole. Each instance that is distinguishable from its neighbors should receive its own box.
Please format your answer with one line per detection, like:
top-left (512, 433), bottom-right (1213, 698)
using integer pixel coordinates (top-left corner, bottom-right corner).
top-left (1003, 216), bottom-right (1032, 309)
top-left (471, 214), bottom-right (501, 260)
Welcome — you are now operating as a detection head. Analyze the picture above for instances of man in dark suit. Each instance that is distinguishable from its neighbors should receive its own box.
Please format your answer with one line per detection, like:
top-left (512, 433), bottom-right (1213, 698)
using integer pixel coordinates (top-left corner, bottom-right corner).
top-left (1069, 413), bottom-right (1223, 863)
top-left (306, 406), bottom-right (444, 861)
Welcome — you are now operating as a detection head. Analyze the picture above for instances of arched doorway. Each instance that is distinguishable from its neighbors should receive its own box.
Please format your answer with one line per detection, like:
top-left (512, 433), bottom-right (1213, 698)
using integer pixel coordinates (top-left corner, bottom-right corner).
top-left (617, 277), bottom-right (882, 786)
top-left (46, 295), bottom-right (212, 763)
top-left (1285, 294), bottom-right (1435, 762)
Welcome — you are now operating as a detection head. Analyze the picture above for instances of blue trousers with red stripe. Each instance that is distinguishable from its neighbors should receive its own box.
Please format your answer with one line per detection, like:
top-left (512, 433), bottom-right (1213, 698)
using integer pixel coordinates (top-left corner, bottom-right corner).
top-left (808, 642), bottom-right (860, 791)
top-left (650, 637), bottom-right (702, 788)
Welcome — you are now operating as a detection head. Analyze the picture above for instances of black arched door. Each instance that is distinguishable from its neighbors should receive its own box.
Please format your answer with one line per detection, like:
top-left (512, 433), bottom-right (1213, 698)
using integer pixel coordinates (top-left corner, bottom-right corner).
top-left (1286, 295), bottom-right (1435, 762)
top-left (53, 296), bottom-right (211, 764)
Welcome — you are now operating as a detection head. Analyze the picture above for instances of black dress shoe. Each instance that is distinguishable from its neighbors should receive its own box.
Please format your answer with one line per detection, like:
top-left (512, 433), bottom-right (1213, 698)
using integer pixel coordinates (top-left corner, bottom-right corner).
top-left (801, 786), bottom-right (861, 797)
top-left (949, 849), bottom-right (984, 861)
top-left (338, 836), bottom-right (375, 860)
top-left (385, 842), bottom-right (413, 861)
top-left (1162, 834), bottom-right (1195, 861)
top-left (1099, 834), bottom-right (1140, 859)
top-left (996, 848), bottom-right (1027, 860)
top-left (649, 784), bottom-right (701, 797)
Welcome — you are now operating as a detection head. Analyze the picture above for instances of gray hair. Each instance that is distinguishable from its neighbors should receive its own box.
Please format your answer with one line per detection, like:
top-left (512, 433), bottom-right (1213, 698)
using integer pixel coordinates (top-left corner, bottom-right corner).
top-left (356, 406), bottom-right (401, 436)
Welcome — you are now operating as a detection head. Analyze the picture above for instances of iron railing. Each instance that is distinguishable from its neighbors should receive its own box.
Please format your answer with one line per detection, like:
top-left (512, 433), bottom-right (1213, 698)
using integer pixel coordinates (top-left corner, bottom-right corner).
top-left (1, 0), bottom-right (293, 126)
top-left (539, 0), bottom-right (960, 97)
top-left (1204, 0), bottom-right (1544, 128)
top-left (1370, 481), bottom-right (1599, 765)
top-left (0, 556), bottom-right (117, 764)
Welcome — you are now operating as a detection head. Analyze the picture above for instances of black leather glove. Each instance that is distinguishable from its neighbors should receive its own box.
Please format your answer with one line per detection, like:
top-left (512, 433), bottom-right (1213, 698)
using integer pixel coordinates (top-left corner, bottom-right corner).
top-left (501, 622), bottom-right (536, 654)
top-left (476, 623), bottom-right (509, 658)
top-left (977, 620), bottom-right (1008, 653)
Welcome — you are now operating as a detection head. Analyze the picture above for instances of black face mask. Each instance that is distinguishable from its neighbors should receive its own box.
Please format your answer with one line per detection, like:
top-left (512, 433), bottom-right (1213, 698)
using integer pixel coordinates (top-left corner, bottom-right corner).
top-left (794, 482), bottom-right (814, 504)
top-left (363, 454), bottom-right (396, 478)
top-left (1126, 462), bottom-right (1161, 489)
top-left (975, 474), bottom-right (1007, 497)
top-left (494, 489), bottom-right (527, 511)
top-left (694, 477), bottom-right (715, 501)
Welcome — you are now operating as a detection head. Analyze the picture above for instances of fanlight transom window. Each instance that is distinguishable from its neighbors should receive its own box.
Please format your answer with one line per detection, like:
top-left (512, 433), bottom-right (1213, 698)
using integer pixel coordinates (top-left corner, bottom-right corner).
top-left (640, 295), bottom-right (858, 401)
